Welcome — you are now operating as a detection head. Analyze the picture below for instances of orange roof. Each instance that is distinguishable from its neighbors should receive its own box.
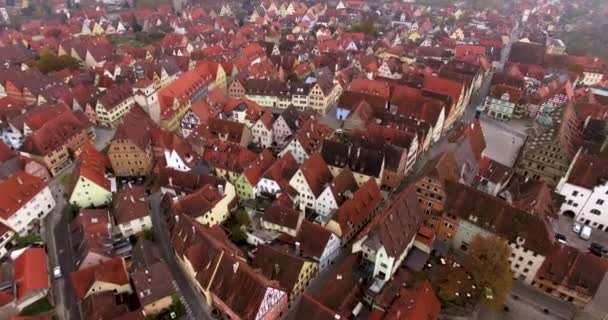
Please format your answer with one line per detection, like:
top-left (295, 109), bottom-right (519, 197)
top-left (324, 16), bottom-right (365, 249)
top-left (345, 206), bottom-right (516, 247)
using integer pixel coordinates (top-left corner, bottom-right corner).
top-left (78, 144), bottom-right (111, 191)
top-left (0, 171), bottom-right (46, 220)
top-left (243, 149), bottom-right (276, 185)
top-left (423, 75), bottom-right (464, 111)
top-left (299, 154), bottom-right (333, 197)
top-left (70, 257), bottom-right (129, 300)
top-left (14, 248), bottom-right (49, 300)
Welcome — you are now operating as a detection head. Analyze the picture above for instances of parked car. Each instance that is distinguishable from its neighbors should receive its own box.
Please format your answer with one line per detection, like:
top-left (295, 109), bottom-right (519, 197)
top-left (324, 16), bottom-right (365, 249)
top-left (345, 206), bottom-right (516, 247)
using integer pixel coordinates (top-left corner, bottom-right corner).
top-left (590, 242), bottom-right (607, 257)
top-left (573, 223), bottom-right (582, 234)
top-left (556, 233), bottom-right (567, 244)
top-left (580, 226), bottom-right (592, 241)
top-left (53, 266), bottom-right (62, 279)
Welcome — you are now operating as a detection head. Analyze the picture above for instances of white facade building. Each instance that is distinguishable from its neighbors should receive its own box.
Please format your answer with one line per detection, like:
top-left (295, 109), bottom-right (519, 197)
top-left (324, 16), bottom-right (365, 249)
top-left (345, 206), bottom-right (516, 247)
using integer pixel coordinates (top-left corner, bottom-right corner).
top-left (556, 151), bottom-right (608, 231)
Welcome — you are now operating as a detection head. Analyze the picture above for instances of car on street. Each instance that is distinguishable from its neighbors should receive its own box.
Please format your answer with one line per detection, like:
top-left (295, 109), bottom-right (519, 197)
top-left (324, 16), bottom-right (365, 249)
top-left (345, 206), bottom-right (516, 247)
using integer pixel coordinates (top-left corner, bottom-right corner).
top-left (580, 226), bottom-right (592, 241)
top-left (53, 266), bottom-right (62, 279)
top-left (573, 223), bottom-right (582, 234)
top-left (590, 242), bottom-right (608, 257)
top-left (555, 233), bottom-right (567, 244)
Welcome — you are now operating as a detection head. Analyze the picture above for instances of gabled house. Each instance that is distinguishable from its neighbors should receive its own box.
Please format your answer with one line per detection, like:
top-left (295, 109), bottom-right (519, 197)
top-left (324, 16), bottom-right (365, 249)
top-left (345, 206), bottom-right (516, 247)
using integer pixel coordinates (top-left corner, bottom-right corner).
top-left (95, 84), bottom-right (135, 128)
top-left (203, 142), bottom-right (257, 183)
top-left (0, 247), bottom-right (51, 313)
top-left (251, 112), bottom-right (275, 148)
top-left (70, 144), bottom-right (114, 208)
top-left (107, 108), bottom-right (155, 177)
top-left (252, 245), bottom-right (318, 307)
top-left (314, 168), bottom-right (359, 219)
top-left (447, 181), bottom-right (554, 284)
top-left (0, 170), bottom-right (55, 235)
top-left (235, 149), bottom-right (275, 200)
top-left (272, 106), bottom-right (303, 148)
top-left (70, 209), bottom-right (116, 270)
top-left (484, 84), bottom-right (524, 120)
top-left (324, 179), bottom-right (383, 244)
top-left (289, 154), bottom-right (333, 211)
top-left (261, 201), bottom-right (303, 237)
top-left (113, 185), bottom-right (151, 237)
top-left (533, 244), bottom-right (608, 306)
top-left (131, 261), bottom-right (175, 317)
top-left (295, 220), bottom-right (341, 271)
top-left (170, 214), bottom-right (288, 319)
top-left (19, 106), bottom-right (93, 176)
top-left (171, 183), bottom-right (236, 227)
top-left (255, 152), bottom-right (299, 198)
top-left (353, 186), bottom-right (422, 281)
top-left (279, 119), bottom-right (332, 164)
top-left (70, 257), bottom-right (131, 301)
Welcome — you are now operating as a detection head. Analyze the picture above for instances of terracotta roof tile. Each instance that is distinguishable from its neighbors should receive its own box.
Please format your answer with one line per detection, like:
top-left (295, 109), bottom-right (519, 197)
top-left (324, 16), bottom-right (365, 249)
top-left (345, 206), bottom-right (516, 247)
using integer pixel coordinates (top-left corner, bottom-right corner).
top-left (335, 179), bottom-right (382, 239)
top-left (0, 171), bottom-right (46, 220)
top-left (113, 185), bottom-right (148, 225)
top-left (251, 245), bottom-right (309, 294)
top-left (243, 149), bottom-right (276, 185)
top-left (299, 154), bottom-right (333, 197)
top-left (14, 248), bottom-right (49, 301)
top-left (70, 257), bottom-right (129, 300)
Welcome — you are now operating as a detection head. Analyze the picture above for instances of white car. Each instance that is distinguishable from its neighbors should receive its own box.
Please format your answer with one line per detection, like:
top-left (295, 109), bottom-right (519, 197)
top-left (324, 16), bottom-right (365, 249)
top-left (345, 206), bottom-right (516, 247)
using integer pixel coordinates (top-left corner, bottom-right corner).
top-left (573, 223), bottom-right (582, 234)
top-left (580, 226), bottom-right (592, 241)
top-left (53, 266), bottom-right (62, 279)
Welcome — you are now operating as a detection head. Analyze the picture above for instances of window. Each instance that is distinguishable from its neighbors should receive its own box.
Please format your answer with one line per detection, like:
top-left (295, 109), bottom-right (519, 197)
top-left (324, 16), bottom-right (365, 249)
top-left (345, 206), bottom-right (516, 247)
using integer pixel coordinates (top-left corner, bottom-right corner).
top-left (572, 191), bottom-right (579, 196)
top-left (523, 268), bottom-right (529, 273)
top-left (597, 199), bottom-right (605, 205)
top-left (591, 209), bottom-right (601, 215)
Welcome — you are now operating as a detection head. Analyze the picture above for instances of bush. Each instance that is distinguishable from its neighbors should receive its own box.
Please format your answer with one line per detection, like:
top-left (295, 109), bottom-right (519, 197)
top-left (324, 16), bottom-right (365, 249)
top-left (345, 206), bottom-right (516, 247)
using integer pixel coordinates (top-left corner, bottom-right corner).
top-left (19, 299), bottom-right (53, 316)
top-left (13, 234), bottom-right (42, 248)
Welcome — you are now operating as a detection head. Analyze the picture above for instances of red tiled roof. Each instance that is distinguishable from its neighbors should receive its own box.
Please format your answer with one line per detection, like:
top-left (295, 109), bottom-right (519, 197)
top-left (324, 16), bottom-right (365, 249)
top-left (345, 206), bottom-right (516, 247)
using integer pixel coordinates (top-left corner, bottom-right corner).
top-left (299, 153), bottom-right (333, 197)
top-left (0, 171), bottom-right (46, 220)
top-left (383, 281), bottom-right (440, 320)
top-left (296, 220), bottom-right (333, 260)
top-left (70, 257), bottom-right (129, 300)
top-left (171, 214), bottom-right (286, 319)
top-left (0, 141), bottom-right (14, 163)
top-left (349, 79), bottom-right (391, 100)
top-left (172, 184), bottom-right (223, 220)
top-left (78, 144), bottom-right (111, 191)
top-left (295, 120), bottom-right (333, 155)
top-left (243, 149), bottom-right (276, 185)
top-left (335, 179), bottom-right (382, 239)
top-left (358, 185), bottom-right (422, 257)
top-left (14, 248), bottom-right (49, 301)
top-left (203, 142), bottom-right (257, 174)
top-left (252, 245), bottom-right (308, 294)
top-left (423, 75), bottom-right (464, 112)
top-left (113, 185), bottom-right (148, 224)
top-left (261, 152), bottom-right (299, 190)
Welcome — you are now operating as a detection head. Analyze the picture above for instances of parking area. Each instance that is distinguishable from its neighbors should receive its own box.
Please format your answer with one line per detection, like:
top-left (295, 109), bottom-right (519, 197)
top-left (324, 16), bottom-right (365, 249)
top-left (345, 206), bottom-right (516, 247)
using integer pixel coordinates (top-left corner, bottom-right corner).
top-left (553, 215), bottom-right (608, 252)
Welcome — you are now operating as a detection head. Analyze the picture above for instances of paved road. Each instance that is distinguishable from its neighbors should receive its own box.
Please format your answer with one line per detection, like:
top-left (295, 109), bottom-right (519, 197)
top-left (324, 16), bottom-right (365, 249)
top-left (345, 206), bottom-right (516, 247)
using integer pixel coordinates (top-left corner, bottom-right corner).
top-left (149, 193), bottom-right (212, 320)
top-left (42, 162), bottom-right (80, 320)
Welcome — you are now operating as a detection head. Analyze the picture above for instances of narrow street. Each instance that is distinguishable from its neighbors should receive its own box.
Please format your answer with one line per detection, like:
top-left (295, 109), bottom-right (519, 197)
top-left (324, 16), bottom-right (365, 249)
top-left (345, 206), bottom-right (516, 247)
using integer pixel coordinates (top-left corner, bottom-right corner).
top-left (42, 162), bottom-right (80, 320)
top-left (149, 193), bottom-right (213, 320)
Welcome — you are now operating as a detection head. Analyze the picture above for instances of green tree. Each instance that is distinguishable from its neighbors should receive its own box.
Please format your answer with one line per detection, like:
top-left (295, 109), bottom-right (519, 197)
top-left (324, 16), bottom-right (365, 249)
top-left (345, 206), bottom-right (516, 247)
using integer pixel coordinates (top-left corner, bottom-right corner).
top-left (35, 51), bottom-right (80, 74)
top-left (463, 235), bottom-right (513, 308)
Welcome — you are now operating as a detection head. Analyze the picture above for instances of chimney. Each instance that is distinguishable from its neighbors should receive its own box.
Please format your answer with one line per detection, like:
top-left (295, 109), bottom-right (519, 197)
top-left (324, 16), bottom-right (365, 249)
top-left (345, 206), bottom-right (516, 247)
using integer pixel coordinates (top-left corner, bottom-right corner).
top-left (295, 241), bottom-right (301, 255)
top-left (356, 147), bottom-right (361, 158)
top-left (218, 184), bottom-right (224, 195)
top-left (130, 196), bottom-right (135, 203)
top-left (168, 177), bottom-right (173, 186)
top-left (274, 263), bottom-right (280, 276)
top-left (17, 177), bottom-right (22, 185)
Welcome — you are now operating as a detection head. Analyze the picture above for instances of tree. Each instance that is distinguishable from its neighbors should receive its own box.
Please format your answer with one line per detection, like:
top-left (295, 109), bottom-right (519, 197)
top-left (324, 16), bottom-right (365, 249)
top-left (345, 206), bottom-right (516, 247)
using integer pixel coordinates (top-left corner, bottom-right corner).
top-left (35, 51), bottom-right (80, 74)
top-left (463, 235), bottom-right (513, 308)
